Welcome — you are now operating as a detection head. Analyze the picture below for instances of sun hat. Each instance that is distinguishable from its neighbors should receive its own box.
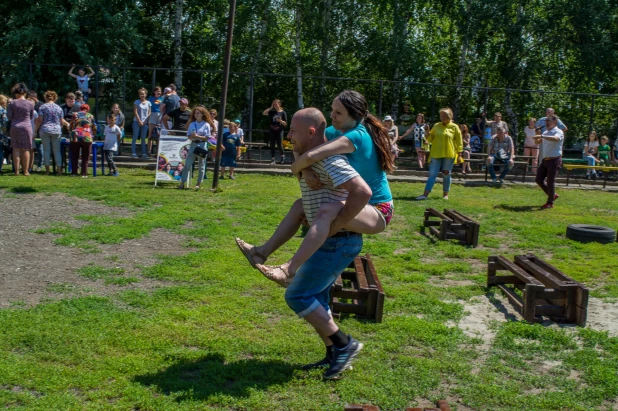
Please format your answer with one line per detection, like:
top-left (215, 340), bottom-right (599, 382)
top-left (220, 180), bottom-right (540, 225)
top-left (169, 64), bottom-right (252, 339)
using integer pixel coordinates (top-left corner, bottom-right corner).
top-left (179, 98), bottom-right (189, 105)
top-left (384, 115), bottom-right (393, 121)
top-left (233, 119), bottom-right (241, 124)
top-left (164, 87), bottom-right (172, 93)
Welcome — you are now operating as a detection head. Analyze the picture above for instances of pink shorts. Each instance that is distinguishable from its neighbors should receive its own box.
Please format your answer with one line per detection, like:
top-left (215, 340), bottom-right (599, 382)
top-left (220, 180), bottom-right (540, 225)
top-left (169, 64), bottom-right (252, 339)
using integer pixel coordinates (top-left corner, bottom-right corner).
top-left (372, 201), bottom-right (394, 227)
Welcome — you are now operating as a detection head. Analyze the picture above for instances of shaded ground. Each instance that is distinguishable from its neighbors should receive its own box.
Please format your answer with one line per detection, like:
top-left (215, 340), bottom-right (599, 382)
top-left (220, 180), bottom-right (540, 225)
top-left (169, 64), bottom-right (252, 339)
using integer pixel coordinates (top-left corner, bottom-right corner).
top-left (0, 191), bottom-right (195, 308)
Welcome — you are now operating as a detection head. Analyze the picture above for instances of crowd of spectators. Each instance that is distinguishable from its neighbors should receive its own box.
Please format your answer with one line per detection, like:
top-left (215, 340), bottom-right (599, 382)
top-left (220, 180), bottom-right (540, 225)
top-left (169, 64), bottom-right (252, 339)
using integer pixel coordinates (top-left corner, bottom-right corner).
top-left (0, 79), bottom-right (244, 180)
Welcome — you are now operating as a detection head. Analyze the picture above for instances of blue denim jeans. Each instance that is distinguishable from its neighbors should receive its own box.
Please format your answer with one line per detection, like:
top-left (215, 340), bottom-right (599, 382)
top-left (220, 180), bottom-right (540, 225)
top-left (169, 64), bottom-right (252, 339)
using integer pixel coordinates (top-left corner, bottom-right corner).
top-left (487, 155), bottom-right (513, 180)
top-left (285, 233), bottom-right (363, 318)
top-left (425, 157), bottom-right (455, 193)
top-left (180, 143), bottom-right (207, 183)
top-left (132, 122), bottom-right (148, 156)
top-left (583, 153), bottom-right (597, 174)
top-left (35, 140), bottom-right (43, 167)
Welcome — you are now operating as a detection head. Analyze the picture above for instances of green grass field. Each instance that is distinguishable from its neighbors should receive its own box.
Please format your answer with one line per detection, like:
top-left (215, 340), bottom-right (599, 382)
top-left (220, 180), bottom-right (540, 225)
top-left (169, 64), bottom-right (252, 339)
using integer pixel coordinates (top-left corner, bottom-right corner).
top-left (0, 170), bottom-right (617, 411)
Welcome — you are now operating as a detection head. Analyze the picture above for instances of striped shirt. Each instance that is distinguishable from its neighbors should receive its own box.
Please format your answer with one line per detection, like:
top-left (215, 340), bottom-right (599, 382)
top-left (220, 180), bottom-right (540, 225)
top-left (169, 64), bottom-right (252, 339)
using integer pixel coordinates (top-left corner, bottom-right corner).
top-left (300, 155), bottom-right (359, 225)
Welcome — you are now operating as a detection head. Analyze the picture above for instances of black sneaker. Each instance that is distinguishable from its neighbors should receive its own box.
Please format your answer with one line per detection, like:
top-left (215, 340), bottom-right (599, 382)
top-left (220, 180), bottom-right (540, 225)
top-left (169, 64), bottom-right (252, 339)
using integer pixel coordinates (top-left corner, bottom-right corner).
top-left (323, 337), bottom-right (363, 380)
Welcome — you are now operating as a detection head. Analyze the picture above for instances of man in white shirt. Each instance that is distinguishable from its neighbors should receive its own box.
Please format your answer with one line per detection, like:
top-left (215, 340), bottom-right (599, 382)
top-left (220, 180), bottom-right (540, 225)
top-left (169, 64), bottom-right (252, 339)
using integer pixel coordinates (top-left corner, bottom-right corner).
top-left (535, 115), bottom-right (564, 209)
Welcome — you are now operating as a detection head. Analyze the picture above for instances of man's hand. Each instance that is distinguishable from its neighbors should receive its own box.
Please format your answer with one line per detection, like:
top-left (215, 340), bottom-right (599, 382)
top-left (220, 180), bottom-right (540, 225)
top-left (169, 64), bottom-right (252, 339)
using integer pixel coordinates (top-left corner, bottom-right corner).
top-left (302, 168), bottom-right (323, 190)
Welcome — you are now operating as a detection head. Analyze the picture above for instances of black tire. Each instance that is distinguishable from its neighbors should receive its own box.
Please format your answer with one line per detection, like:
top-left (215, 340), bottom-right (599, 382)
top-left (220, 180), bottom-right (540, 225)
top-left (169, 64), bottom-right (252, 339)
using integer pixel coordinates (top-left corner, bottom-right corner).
top-left (566, 224), bottom-right (616, 244)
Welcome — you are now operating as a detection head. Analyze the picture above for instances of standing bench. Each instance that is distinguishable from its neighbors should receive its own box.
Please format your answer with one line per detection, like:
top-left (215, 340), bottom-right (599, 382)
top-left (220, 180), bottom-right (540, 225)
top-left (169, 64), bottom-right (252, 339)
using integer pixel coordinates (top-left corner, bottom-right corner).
top-left (423, 208), bottom-right (480, 247)
top-left (487, 254), bottom-right (588, 326)
top-left (330, 255), bottom-right (385, 322)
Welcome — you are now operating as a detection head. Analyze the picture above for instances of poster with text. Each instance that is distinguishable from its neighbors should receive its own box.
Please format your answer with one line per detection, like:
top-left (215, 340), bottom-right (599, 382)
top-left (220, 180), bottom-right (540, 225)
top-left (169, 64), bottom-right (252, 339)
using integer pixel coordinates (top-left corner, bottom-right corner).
top-left (155, 129), bottom-right (191, 184)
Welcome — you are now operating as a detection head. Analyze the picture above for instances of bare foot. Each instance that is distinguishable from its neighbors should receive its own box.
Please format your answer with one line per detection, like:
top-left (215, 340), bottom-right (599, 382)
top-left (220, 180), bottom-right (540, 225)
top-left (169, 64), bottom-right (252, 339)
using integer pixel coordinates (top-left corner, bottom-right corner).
top-left (235, 238), bottom-right (266, 268)
top-left (256, 264), bottom-right (292, 288)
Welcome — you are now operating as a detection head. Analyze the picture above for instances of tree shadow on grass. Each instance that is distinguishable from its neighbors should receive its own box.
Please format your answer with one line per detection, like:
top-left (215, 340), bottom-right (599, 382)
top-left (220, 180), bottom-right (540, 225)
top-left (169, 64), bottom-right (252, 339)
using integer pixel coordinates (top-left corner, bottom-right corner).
top-left (133, 353), bottom-right (297, 401)
top-left (9, 186), bottom-right (38, 193)
top-left (493, 204), bottom-right (539, 212)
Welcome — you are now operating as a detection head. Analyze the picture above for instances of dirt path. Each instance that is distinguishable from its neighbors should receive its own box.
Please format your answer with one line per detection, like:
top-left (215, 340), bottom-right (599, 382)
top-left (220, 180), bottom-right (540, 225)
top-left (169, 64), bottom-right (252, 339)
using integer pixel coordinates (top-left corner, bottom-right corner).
top-left (0, 191), bottom-right (194, 308)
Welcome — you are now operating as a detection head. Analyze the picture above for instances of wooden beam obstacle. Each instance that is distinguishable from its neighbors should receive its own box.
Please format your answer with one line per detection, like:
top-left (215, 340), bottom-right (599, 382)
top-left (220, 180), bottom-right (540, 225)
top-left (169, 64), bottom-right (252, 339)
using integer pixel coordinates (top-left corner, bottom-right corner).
top-left (487, 254), bottom-right (589, 326)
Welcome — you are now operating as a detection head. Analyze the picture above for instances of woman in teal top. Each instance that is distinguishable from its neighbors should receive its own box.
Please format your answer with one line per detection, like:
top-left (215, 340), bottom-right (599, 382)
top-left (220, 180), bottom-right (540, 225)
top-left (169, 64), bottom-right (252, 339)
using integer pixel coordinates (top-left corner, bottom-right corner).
top-left (237, 90), bottom-right (395, 287)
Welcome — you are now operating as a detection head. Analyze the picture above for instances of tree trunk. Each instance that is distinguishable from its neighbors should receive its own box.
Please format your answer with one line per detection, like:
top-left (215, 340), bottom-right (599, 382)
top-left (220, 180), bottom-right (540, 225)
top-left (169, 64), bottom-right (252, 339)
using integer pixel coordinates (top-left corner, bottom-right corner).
top-left (242, 1), bottom-right (271, 127)
top-left (318, 0), bottom-right (333, 110)
top-left (173, 0), bottom-right (183, 89)
top-left (390, 0), bottom-right (411, 119)
top-left (453, 0), bottom-right (473, 121)
top-left (294, 1), bottom-right (304, 109)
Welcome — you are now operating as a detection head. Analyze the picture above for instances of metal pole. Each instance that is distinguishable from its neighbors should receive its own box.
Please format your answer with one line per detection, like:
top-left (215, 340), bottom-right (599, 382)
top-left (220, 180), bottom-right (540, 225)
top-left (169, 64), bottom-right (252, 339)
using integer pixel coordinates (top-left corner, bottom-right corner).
top-left (378, 81), bottom-right (383, 119)
top-left (212, 0), bottom-right (237, 190)
top-left (95, 66), bottom-right (100, 121)
top-left (122, 69), bottom-right (126, 117)
top-left (589, 96), bottom-right (595, 132)
top-left (248, 72), bottom-right (255, 143)
top-left (483, 86), bottom-right (489, 116)
top-left (200, 71), bottom-right (204, 105)
top-left (151, 69), bottom-right (157, 92)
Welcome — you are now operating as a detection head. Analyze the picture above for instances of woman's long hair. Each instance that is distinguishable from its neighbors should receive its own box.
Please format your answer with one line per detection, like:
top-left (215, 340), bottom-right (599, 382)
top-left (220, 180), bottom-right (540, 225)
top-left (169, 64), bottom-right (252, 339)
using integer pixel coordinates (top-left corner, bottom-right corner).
top-left (188, 106), bottom-right (215, 132)
top-left (336, 90), bottom-right (395, 173)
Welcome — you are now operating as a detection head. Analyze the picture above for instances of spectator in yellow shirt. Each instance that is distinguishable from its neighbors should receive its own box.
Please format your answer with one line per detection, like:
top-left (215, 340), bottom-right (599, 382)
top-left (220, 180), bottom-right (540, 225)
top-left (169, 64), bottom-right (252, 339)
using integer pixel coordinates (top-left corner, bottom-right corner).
top-left (415, 108), bottom-right (463, 200)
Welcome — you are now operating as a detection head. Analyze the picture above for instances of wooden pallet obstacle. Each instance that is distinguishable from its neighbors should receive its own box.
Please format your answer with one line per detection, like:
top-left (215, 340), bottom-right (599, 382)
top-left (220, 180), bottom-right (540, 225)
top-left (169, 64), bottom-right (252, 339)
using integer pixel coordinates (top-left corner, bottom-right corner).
top-left (423, 208), bottom-right (480, 247)
top-left (487, 254), bottom-right (589, 326)
top-left (330, 254), bottom-right (385, 323)
top-left (344, 400), bottom-right (450, 411)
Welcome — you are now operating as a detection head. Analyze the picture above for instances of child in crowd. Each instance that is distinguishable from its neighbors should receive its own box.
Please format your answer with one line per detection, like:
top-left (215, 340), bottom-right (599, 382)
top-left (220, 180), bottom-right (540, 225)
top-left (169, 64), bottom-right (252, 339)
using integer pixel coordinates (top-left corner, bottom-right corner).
top-left (74, 91), bottom-right (85, 108)
top-left (103, 114), bottom-right (121, 176)
top-left (179, 106), bottom-right (214, 189)
top-left (110, 104), bottom-right (125, 155)
top-left (460, 124), bottom-right (472, 174)
top-left (147, 86), bottom-right (163, 155)
top-left (220, 122), bottom-right (241, 180)
top-left (597, 136), bottom-right (611, 166)
top-left (132, 88), bottom-right (151, 158)
top-left (583, 131), bottom-right (599, 179)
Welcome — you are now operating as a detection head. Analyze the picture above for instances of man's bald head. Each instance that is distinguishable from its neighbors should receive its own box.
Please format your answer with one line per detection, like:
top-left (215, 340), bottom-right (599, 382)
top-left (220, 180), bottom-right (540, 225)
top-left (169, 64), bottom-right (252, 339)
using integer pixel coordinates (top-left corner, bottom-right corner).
top-left (293, 108), bottom-right (326, 134)
top-left (289, 108), bottom-right (327, 154)
top-left (546, 107), bottom-right (555, 116)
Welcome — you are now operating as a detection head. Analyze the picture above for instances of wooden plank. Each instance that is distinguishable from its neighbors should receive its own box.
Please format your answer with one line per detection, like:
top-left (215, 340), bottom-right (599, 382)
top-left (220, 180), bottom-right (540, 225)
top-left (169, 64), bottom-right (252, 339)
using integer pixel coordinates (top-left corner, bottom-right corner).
top-left (425, 207), bottom-right (451, 221)
top-left (488, 275), bottom-right (525, 286)
top-left (345, 405), bottom-right (381, 411)
top-left (497, 284), bottom-right (524, 312)
top-left (437, 400), bottom-right (451, 411)
top-left (525, 254), bottom-right (579, 285)
top-left (332, 302), bottom-right (368, 315)
top-left (429, 226), bottom-right (441, 237)
top-left (535, 305), bottom-right (566, 317)
top-left (539, 289), bottom-right (567, 300)
top-left (495, 256), bottom-right (544, 286)
top-left (333, 290), bottom-right (368, 300)
top-left (354, 257), bottom-right (369, 291)
top-left (334, 275), bottom-right (344, 291)
top-left (364, 256), bottom-right (385, 322)
top-left (514, 256), bottom-right (576, 290)
top-left (524, 284), bottom-right (544, 323)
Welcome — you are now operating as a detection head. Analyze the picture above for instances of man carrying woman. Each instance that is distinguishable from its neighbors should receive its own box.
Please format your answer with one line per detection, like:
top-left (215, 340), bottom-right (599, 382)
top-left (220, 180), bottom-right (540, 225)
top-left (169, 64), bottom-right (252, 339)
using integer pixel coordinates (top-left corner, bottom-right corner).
top-left (236, 90), bottom-right (395, 378)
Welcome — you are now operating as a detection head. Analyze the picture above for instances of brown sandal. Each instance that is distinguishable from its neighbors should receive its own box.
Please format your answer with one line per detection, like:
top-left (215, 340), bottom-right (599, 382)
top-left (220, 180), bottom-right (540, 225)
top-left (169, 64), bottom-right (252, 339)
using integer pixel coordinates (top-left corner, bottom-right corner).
top-left (235, 238), bottom-right (267, 268)
top-left (256, 264), bottom-right (291, 288)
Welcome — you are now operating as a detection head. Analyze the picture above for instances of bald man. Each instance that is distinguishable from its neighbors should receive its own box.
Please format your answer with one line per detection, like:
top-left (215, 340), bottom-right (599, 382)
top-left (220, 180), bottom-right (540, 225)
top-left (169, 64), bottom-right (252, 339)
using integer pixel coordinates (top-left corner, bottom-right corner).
top-left (536, 107), bottom-right (568, 134)
top-left (237, 108), bottom-right (371, 379)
